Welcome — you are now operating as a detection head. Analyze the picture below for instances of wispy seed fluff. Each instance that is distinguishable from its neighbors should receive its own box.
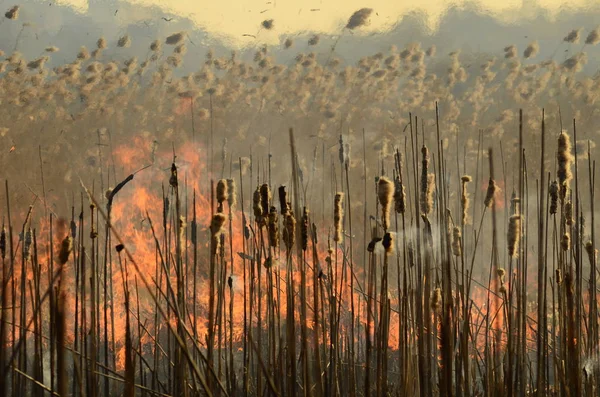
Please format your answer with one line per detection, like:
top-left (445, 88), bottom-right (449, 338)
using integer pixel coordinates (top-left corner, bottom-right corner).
top-left (334, 193), bottom-right (344, 243)
top-left (378, 176), bottom-right (394, 230)
top-left (394, 176), bottom-right (406, 214)
top-left (507, 215), bottom-right (522, 258)
top-left (461, 175), bottom-right (472, 225)
top-left (226, 179), bottom-right (237, 210)
top-left (452, 226), bottom-right (462, 256)
top-left (557, 131), bottom-right (573, 196)
top-left (268, 206), bottom-right (279, 248)
top-left (561, 233), bottom-right (571, 251)
top-left (549, 181), bottom-right (559, 214)
top-left (484, 178), bottom-right (498, 208)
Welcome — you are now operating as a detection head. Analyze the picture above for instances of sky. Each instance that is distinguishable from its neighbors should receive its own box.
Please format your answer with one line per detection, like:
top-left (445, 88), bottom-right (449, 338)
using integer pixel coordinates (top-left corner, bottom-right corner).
top-left (52, 0), bottom-right (597, 45)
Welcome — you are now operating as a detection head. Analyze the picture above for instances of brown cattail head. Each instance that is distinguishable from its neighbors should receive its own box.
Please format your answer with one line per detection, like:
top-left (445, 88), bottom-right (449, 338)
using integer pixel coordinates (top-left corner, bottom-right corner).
top-left (260, 184), bottom-right (271, 218)
top-left (58, 236), bottom-right (73, 265)
top-left (334, 193), bottom-right (344, 243)
top-left (394, 176), bottom-right (406, 214)
top-left (346, 8), bottom-right (373, 30)
top-left (561, 233), bottom-right (571, 251)
top-left (210, 213), bottom-right (227, 236)
top-left (484, 178), bottom-right (498, 208)
top-left (301, 207), bottom-right (309, 251)
top-left (226, 179), bottom-right (237, 209)
top-left (268, 207), bottom-right (279, 248)
top-left (169, 163), bottom-right (178, 188)
top-left (283, 211), bottom-right (296, 251)
top-left (23, 228), bottom-right (32, 261)
top-left (216, 179), bottom-right (228, 207)
top-left (556, 268), bottom-right (563, 285)
top-left (557, 131), bottom-right (573, 196)
top-left (461, 175), bottom-right (472, 225)
top-left (5, 6), bottom-right (19, 20)
top-left (253, 186), bottom-right (263, 224)
top-left (585, 240), bottom-right (597, 265)
top-left (278, 186), bottom-right (289, 215)
top-left (452, 226), bottom-right (462, 256)
top-left (420, 146), bottom-right (430, 212)
top-left (507, 214), bottom-right (522, 258)
top-left (431, 287), bottom-right (442, 311)
top-left (378, 176), bottom-right (394, 230)
top-left (564, 201), bottom-right (574, 226)
top-left (549, 181), bottom-right (559, 214)
top-left (382, 232), bottom-right (394, 254)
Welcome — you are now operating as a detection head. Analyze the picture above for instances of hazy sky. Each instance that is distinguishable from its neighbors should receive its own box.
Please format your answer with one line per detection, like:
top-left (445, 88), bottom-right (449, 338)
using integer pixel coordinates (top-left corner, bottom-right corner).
top-left (55, 0), bottom-right (595, 44)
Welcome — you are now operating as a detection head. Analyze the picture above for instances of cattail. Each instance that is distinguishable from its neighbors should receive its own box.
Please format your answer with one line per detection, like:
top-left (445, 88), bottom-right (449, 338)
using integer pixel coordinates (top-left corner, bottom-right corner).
top-left (169, 163), bottom-right (178, 188)
top-left (507, 215), bottom-right (522, 258)
top-left (549, 180), bottom-right (559, 214)
top-left (431, 287), bottom-right (442, 311)
top-left (586, 28), bottom-right (600, 45)
top-left (150, 40), bottom-right (161, 52)
top-left (118, 35), bottom-right (131, 48)
top-left (346, 8), bottom-right (373, 30)
top-left (461, 175), bottom-right (472, 225)
top-left (564, 201), bottom-right (574, 226)
top-left (378, 176), bottom-right (394, 230)
top-left (268, 207), bottom-right (279, 248)
top-left (283, 211), bottom-right (296, 251)
top-left (382, 232), bottom-right (394, 254)
top-left (585, 241), bottom-right (597, 264)
top-left (452, 227), bottom-right (462, 256)
top-left (510, 193), bottom-right (520, 215)
top-left (497, 268), bottom-right (506, 280)
top-left (260, 184), bottom-right (271, 218)
top-left (253, 186), bottom-right (263, 224)
top-left (556, 268), bottom-right (563, 285)
top-left (278, 186), bottom-right (289, 215)
top-left (57, 235), bottom-right (72, 265)
top-left (261, 19), bottom-right (274, 30)
top-left (523, 41), bottom-right (539, 59)
top-left (394, 176), bottom-right (406, 214)
top-left (210, 213), bottom-right (227, 255)
top-left (564, 28), bottom-right (582, 44)
top-left (216, 179), bottom-right (228, 210)
top-left (484, 178), bottom-right (498, 208)
top-left (338, 135), bottom-right (348, 166)
top-left (420, 146), bottom-right (435, 215)
top-left (97, 37), bottom-right (107, 49)
top-left (23, 228), bottom-right (32, 261)
top-left (334, 193), bottom-right (344, 243)
top-left (301, 207), bottom-right (309, 251)
top-left (226, 179), bottom-right (237, 209)
top-left (5, 6), bottom-right (19, 20)
top-left (166, 32), bottom-right (186, 45)
top-left (557, 131), bottom-right (573, 195)
top-left (561, 233), bottom-right (571, 251)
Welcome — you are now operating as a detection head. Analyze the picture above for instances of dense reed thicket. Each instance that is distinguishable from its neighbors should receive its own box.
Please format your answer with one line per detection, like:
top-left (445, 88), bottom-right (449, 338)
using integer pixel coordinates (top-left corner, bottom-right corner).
top-left (2, 4), bottom-right (600, 396)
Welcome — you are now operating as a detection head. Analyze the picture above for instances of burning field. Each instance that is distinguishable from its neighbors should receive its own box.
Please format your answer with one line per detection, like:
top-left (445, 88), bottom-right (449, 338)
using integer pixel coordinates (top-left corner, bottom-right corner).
top-left (1, 2), bottom-right (600, 396)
